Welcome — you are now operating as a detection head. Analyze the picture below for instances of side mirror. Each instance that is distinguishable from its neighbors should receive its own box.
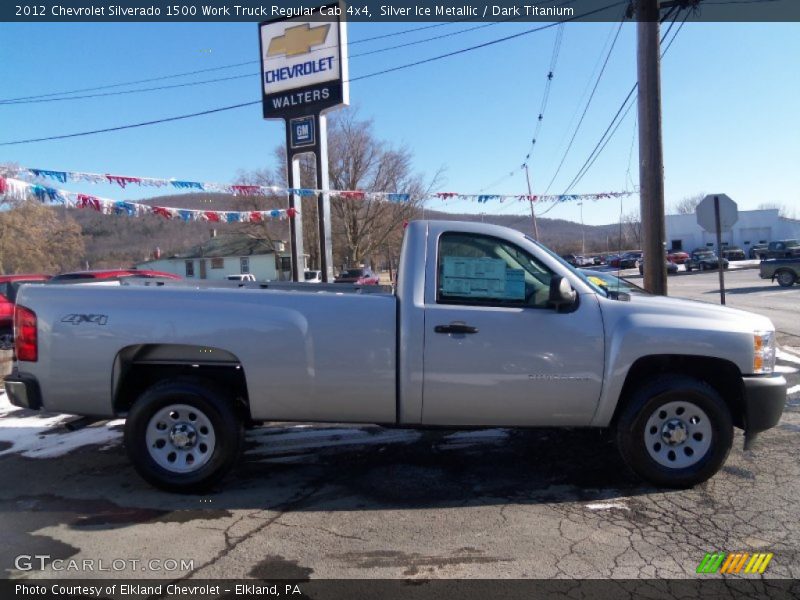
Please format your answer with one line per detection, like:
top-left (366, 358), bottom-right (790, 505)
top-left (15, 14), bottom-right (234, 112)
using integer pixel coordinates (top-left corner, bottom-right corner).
top-left (549, 276), bottom-right (577, 310)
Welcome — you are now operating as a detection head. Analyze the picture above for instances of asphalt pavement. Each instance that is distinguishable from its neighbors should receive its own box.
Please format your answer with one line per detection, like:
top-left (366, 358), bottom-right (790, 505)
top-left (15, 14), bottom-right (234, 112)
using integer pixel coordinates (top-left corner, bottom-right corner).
top-left (0, 269), bottom-right (798, 582)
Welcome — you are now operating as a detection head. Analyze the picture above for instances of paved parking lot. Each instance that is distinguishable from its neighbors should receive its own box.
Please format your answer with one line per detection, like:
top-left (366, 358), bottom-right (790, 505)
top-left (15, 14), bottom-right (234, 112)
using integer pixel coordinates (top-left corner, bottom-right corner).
top-left (1, 269), bottom-right (798, 581)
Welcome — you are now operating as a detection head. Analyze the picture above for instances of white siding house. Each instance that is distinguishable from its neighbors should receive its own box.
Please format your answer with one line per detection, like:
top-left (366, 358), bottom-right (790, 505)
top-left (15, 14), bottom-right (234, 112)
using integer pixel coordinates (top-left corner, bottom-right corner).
top-left (137, 235), bottom-right (294, 282)
top-left (665, 209), bottom-right (800, 254)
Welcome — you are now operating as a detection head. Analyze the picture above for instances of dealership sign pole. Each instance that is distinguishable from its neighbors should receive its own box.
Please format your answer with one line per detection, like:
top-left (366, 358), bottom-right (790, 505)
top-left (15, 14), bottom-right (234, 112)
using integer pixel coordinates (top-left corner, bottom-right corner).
top-left (259, 3), bottom-right (348, 282)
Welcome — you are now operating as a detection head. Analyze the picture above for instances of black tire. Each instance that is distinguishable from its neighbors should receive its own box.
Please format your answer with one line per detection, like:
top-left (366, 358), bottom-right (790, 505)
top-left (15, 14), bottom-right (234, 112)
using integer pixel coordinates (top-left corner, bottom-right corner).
top-left (0, 328), bottom-right (13, 351)
top-left (776, 270), bottom-right (796, 288)
top-left (685, 264), bottom-right (692, 272)
top-left (124, 378), bottom-right (244, 493)
top-left (615, 375), bottom-right (733, 488)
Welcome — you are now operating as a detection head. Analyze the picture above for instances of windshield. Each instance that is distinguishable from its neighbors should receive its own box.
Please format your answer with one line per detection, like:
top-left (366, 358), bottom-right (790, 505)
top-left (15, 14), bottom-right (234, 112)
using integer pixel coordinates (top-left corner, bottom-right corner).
top-left (524, 236), bottom-right (648, 296)
top-left (524, 235), bottom-right (612, 297)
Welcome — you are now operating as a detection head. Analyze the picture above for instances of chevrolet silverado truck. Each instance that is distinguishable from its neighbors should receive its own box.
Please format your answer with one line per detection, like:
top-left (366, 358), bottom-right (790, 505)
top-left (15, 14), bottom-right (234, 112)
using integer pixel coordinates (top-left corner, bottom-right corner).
top-left (4, 221), bottom-right (787, 492)
top-left (759, 258), bottom-right (800, 287)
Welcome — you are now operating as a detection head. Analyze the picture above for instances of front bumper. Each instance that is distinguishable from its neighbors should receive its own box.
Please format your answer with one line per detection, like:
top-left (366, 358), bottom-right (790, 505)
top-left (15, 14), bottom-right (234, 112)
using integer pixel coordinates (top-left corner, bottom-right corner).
top-left (742, 374), bottom-right (786, 434)
top-left (3, 372), bottom-right (42, 410)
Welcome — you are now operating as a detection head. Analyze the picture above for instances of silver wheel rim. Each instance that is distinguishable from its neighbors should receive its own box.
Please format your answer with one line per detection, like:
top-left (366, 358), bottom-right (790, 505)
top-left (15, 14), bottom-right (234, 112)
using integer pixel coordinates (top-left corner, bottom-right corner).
top-left (644, 400), bottom-right (712, 468)
top-left (145, 404), bottom-right (216, 473)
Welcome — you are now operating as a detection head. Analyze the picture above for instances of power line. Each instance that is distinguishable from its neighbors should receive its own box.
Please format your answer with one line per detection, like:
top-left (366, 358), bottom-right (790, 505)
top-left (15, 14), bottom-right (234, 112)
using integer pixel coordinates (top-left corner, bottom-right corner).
top-left (1, 0), bottom-right (627, 146)
top-left (2, 21), bottom-right (507, 106)
top-left (2, 0), bottom-right (570, 105)
top-left (560, 9), bottom-right (689, 195)
top-left (473, 12), bottom-right (569, 197)
top-left (541, 18), bottom-right (625, 196)
top-left (0, 22), bottom-right (461, 104)
top-left (522, 22), bottom-right (565, 168)
top-left (543, 3), bottom-right (685, 196)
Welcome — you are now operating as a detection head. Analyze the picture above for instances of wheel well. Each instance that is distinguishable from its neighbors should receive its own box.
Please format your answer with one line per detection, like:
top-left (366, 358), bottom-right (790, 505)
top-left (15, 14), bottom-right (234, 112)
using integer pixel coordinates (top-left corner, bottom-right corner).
top-left (613, 355), bottom-right (745, 429)
top-left (113, 344), bottom-right (251, 420)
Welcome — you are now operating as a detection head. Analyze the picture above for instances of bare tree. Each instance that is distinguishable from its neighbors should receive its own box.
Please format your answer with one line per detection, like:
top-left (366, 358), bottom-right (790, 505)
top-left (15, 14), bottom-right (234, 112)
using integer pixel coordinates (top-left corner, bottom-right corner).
top-left (239, 109), bottom-right (443, 272)
top-left (0, 200), bottom-right (85, 274)
top-left (672, 192), bottom-right (705, 215)
top-left (622, 210), bottom-right (643, 248)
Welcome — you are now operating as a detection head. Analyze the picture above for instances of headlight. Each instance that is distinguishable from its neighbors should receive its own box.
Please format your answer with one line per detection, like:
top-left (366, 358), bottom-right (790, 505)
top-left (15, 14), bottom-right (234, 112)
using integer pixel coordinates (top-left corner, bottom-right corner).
top-left (753, 331), bottom-right (776, 374)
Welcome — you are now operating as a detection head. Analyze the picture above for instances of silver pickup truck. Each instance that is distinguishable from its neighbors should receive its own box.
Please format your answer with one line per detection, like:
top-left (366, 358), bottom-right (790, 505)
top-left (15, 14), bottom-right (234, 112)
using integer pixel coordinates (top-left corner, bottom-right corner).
top-left (4, 221), bottom-right (787, 492)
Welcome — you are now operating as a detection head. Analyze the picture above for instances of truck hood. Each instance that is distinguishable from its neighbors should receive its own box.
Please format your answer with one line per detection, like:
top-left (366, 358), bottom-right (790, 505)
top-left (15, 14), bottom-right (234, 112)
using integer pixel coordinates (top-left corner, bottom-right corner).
top-left (622, 293), bottom-right (774, 332)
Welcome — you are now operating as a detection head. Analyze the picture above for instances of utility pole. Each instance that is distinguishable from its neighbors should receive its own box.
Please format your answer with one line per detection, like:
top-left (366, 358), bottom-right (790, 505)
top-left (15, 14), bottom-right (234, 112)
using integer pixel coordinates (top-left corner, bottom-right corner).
top-left (523, 163), bottom-right (540, 240)
top-left (636, 0), bottom-right (667, 295)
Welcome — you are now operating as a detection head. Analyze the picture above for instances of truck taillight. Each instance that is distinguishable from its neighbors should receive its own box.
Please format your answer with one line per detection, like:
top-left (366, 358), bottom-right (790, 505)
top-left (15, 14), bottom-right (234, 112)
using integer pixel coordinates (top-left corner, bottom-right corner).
top-left (14, 305), bottom-right (37, 362)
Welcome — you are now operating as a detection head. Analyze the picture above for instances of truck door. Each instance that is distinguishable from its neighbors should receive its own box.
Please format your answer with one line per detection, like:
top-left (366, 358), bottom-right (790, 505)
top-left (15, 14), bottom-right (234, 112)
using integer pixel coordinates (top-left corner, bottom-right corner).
top-left (422, 232), bottom-right (605, 427)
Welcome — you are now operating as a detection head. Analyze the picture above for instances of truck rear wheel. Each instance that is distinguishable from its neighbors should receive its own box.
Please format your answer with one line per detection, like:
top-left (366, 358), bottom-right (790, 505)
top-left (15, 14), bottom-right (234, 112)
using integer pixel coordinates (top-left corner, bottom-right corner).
top-left (615, 375), bottom-right (733, 488)
top-left (124, 379), bottom-right (243, 493)
top-left (776, 270), bottom-right (796, 287)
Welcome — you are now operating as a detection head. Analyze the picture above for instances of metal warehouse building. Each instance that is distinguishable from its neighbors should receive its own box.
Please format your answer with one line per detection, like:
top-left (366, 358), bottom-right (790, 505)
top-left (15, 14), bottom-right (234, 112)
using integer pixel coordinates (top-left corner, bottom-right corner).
top-left (665, 208), bottom-right (800, 254)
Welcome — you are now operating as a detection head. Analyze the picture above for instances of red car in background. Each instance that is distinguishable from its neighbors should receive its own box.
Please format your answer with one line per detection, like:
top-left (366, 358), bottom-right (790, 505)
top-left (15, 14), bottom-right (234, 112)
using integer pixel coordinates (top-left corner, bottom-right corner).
top-left (667, 250), bottom-right (690, 264)
top-left (0, 274), bottom-right (51, 348)
top-left (48, 269), bottom-right (182, 283)
top-left (334, 267), bottom-right (380, 285)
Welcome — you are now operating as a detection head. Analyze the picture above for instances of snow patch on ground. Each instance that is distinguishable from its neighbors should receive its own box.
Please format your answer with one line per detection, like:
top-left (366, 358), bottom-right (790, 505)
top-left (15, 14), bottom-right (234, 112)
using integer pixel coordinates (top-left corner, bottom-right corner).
top-left (0, 390), bottom-right (123, 458)
top-left (775, 365), bottom-right (799, 374)
top-left (586, 501), bottom-right (629, 511)
top-left (777, 348), bottom-right (800, 365)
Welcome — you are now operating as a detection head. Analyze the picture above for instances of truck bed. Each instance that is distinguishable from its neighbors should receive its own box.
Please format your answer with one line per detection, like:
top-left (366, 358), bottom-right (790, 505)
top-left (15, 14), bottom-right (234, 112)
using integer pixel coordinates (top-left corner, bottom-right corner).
top-left (15, 284), bottom-right (398, 423)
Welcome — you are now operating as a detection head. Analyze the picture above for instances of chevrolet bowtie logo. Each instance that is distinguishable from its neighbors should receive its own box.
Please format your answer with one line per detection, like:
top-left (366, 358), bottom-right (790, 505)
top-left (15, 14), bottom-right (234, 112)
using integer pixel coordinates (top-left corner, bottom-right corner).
top-left (267, 24), bottom-right (330, 57)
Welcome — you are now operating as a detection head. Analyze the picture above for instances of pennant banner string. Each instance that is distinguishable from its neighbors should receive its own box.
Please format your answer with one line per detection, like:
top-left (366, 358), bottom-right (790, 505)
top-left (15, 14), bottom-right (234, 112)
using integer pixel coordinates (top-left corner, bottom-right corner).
top-left (5, 165), bottom-right (636, 205)
top-left (0, 177), bottom-right (295, 223)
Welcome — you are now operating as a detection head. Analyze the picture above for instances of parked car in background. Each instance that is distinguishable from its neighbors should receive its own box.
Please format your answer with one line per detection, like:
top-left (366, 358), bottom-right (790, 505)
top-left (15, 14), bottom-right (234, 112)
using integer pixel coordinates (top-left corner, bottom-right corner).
top-left (334, 267), bottom-right (380, 285)
top-left (574, 255), bottom-right (595, 267)
top-left (610, 252), bottom-right (641, 269)
top-left (667, 250), bottom-right (689, 264)
top-left (303, 270), bottom-right (323, 283)
top-left (721, 246), bottom-right (746, 261)
top-left (560, 254), bottom-right (578, 266)
top-left (685, 250), bottom-right (729, 272)
top-left (766, 240), bottom-right (800, 259)
top-left (49, 269), bottom-right (182, 283)
top-left (749, 243), bottom-right (769, 260)
top-left (638, 259), bottom-right (679, 275)
top-left (759, 258), bottom-right (800, 288)
top-left (227, 274), bottom-right (256, 282)
top-left (0, 274), bottom-right (51, 348)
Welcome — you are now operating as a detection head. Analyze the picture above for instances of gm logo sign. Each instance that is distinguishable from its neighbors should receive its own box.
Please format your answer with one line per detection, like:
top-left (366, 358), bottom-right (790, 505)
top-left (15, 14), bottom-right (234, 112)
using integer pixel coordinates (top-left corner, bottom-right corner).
top-left (290, 116), bottom-right (315, 149)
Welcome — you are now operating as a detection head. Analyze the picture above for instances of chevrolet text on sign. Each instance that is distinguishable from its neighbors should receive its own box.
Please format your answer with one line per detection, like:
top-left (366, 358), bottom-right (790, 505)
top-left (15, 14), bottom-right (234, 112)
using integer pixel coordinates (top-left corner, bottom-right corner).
top-left (259, 4), bottom-right (349, 118)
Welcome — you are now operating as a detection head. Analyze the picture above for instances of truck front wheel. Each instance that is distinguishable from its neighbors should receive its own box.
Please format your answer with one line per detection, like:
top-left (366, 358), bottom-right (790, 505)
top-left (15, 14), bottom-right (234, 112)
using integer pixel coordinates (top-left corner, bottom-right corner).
top-left (776, 270), bottom-right (796, 287)
top-left (124, 379), bottom-right (244, 493)
top-left (616, 376), bottom-right (733, 488)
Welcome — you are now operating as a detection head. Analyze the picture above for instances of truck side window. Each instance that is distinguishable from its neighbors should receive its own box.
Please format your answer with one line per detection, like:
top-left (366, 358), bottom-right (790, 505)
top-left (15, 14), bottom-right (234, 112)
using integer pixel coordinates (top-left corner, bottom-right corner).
top-left (437, 233), bottom-right (555, 308)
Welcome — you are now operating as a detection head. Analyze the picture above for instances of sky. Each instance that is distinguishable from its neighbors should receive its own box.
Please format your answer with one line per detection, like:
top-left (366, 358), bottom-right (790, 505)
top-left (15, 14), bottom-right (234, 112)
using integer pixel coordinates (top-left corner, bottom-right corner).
top-left (1, 15), bottom-right (799, 226)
